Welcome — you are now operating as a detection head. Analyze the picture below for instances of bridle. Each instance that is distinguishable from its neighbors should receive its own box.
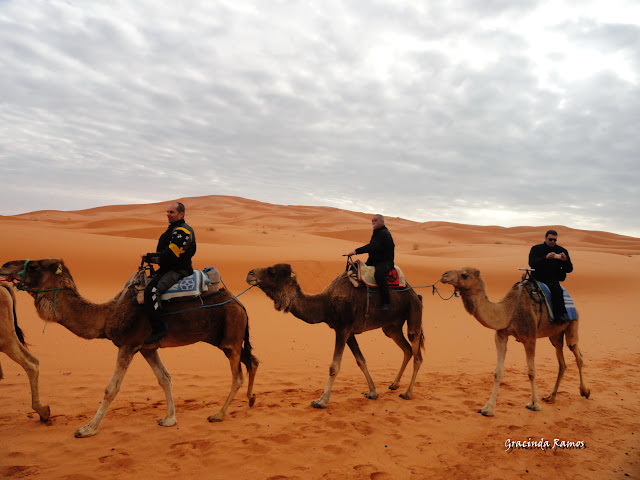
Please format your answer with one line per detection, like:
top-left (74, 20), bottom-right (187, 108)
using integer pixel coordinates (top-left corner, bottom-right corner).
top-left (9, 259), bottom-right (69, 311)
top-left (451, 269), bottom-right (483, 296)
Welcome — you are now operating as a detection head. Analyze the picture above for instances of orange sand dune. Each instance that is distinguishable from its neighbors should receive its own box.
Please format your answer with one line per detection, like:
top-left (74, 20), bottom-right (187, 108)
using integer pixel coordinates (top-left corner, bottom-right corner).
top-left (1, 195), bottom-right (639, 480)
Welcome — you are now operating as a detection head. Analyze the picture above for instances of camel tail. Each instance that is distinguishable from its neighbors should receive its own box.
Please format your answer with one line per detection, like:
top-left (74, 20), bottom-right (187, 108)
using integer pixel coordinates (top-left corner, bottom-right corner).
top-left (241, 321), bottom-right (259, 407)
top-left (2, 284), bottom-right (25, 345)
top-left (14, 309), bottom-right (25, 345)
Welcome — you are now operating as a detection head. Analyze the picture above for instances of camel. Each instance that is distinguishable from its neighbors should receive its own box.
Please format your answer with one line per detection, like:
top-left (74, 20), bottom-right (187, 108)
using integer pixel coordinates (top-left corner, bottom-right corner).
top-left (0, 281), bottom-right (50, 422)
top-left (246, 263), bottom-right (424, 408)
top-left (0, 258), bottom-right (258, 437)
top-left (440, 267), bottom-right (590, 416)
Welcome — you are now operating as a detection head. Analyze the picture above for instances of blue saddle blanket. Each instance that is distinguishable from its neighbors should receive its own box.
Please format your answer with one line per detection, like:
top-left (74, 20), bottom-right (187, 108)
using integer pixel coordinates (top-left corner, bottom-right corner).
top-left (537, 281), bottom-right (577, 322)
top-left (162, 269), bottom-right (210, 300)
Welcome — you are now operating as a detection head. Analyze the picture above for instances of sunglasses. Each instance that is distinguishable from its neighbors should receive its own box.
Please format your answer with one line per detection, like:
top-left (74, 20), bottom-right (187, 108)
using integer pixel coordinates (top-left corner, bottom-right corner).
top-left (547, 238), bottom-right (557, 242)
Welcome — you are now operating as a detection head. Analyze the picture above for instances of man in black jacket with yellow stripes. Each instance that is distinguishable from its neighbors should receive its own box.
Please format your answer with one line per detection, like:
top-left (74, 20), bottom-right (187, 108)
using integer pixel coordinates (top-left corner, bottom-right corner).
top-left (140, 202), bottom-right (197, 344)
top-left (347, 214), bottom-right (395, 310)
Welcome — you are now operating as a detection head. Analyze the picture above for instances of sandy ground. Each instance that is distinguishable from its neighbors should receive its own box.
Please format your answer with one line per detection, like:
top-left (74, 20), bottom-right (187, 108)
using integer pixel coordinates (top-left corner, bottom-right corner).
top-left (0, 195), bottom-right (638, 480)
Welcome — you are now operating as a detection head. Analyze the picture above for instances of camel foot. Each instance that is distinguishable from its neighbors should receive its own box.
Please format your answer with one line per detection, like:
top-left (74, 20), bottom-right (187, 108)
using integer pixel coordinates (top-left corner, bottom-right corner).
top-left (477, 406), bottom-right (494, 417)
top-left (526, 402), bottom-right (542, 412)
top-left (399, 392), bottom-right (412, 400)
top-left (363, 391), bottom-right (379, 400)
top-left (388, 384), bottom-right (399, 391)
top-left (208, 412), bottom-right (224, 423)
top-left (37, 405), bottom-right (51, 422)
top-left (542, 394), bottom-right (556, 404)
top-left (249, 394), bottom-right (256, 407)
top-left (310, 400), bottom-right (327, 409)
top-left (158, 417), bottom-right (177, 427)
top-left (74, 425), bottom-right (98, 438)
top-left (581, 387), bottom-right (591, 399)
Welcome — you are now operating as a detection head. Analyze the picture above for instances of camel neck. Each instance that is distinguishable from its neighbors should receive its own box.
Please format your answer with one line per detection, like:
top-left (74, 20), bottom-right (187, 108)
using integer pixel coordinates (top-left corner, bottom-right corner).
top-left (461, 289), bottom-right (511, 331)
top-left (34, 288), bottom-right (109, 339)
top-left (288, 290), bottom-right (327, 325)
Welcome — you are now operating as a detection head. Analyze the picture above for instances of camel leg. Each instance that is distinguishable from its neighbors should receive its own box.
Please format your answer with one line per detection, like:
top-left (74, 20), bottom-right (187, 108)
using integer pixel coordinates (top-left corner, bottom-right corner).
top-left (0, 359), bottom-right (3, 380)
top-left (543, 334), bottom-right (566, 403)
top-left (347, 335), bottom-right (378, 400)
top-left (240, 348), bottom-right (259, 408)
top-left (400, 329), bottom-right (423, 400)
top-left (479, 330), bottom-right (508, 416)
top-left (311, 329), bottom-right (349, 409)
top-left (75, 346), bottom-right (135, 438)
top-left (208, 346), bottom-right (244, 422)
top-left (2, 342), bottom-right (51, 422)
top-left (565, 322), bottom-right (590, 399)
top-left (524, 340), bottom-right (542, 412)
top-left (382, 324), bottom-right (412, 391)
top-left (140, 349), bottom-right (176, 427)
top-left (568, 343), bottom-right (590, 398)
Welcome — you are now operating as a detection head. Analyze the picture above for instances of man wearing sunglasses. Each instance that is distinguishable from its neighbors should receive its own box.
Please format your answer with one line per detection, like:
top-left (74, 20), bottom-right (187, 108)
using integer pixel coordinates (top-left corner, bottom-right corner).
top-left (528, 229), bottom-right (573, 322)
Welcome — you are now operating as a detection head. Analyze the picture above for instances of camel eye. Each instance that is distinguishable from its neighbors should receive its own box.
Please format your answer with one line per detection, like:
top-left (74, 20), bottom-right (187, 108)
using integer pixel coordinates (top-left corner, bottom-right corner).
top-left (267, 267), bottom-right (275, 276)
top-left (461, 273), bottom-right (468, 279)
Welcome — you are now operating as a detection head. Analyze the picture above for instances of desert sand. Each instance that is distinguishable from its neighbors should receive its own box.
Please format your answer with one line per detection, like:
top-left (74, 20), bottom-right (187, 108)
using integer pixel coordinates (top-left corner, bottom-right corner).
top-left (0, 195), bottom-right (638, 480)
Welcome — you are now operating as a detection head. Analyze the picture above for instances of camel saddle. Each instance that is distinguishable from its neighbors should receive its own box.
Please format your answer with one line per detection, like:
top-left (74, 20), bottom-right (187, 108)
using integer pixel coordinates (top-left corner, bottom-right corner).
top-left (134, 267), bottom-right (221, 304)
top-left (347, 259), bottom-right (406, 289)
top-left (522, 279), bottom-right (577, 323)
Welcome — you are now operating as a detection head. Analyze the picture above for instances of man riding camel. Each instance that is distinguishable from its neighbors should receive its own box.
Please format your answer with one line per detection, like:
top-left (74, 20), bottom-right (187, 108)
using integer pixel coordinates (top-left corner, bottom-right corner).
top-left (140, 202), bottom-right (196, 344)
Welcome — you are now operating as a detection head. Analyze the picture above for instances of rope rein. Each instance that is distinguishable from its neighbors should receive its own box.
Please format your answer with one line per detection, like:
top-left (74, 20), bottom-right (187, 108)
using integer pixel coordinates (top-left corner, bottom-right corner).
top-left (161, 283), bottom-right (257, 317)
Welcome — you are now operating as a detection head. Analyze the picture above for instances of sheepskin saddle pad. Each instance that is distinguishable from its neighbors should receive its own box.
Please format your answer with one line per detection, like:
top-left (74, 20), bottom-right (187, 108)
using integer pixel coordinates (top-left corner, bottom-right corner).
top-left (347, 259), bottom-right (406, 289)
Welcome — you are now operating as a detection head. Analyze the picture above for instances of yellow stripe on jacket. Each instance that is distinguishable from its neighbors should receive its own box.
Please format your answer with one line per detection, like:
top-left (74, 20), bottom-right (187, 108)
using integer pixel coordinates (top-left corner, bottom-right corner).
top-left (169, 243), bottom-right (185, 257)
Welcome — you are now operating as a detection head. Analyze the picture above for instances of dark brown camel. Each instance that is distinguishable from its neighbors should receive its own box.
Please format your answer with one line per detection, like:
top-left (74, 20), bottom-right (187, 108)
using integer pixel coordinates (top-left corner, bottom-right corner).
top-left (246, 263), bottom-right (424, 408)
top-left (440, 267), bottom-right (590, 416)
top-left (0, 281), bottom-right (50, 421)
top-left (0, 258), bottom-right (258, 437)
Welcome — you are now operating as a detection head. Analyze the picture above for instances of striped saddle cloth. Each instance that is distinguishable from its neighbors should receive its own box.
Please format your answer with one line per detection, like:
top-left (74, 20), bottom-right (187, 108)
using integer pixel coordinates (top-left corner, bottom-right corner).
top-left (535, 281), bottom-right (577, 322)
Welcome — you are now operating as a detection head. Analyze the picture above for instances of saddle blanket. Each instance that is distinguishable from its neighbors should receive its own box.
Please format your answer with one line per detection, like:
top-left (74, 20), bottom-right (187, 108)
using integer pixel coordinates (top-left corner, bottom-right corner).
top-left (537, 281), bottom-right (577, 322)
top-left (348, 260), bottom-right (406, 288)
top-left (136, 267), bottom-right (221, 304)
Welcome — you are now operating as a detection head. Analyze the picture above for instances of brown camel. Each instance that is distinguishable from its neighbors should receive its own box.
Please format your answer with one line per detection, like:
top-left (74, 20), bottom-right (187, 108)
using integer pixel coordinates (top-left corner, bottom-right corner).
top-left (0, 258), bottom-right (258, 437)
top-left (0, 281), bottom-right (50, 422)
top-left (440, 267), bottom-right (590, 416)
top-left (246, 263), bottom-right (424, 408)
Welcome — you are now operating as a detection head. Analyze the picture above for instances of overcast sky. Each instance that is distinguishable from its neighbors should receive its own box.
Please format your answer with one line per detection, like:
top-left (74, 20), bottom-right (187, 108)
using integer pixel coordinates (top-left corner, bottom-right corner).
top-left (1, 0), bottom-right (639, 236)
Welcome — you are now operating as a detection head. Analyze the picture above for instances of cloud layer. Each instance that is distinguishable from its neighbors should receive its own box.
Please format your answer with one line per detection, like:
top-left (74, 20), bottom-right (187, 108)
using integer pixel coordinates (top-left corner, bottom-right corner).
top-left (1, 0), bottom-right (639, 236)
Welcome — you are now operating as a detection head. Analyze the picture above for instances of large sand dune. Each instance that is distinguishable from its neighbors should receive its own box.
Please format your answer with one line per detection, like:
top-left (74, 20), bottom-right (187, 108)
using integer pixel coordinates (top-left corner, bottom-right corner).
top-left (1, 196), bottom-right (638, 479)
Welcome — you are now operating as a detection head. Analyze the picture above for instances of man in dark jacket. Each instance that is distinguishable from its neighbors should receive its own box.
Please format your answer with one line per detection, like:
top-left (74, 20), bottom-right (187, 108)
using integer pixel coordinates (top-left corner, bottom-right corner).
top-left (528, 229), bottom-right (573, 321)
top-left (140, 202), bottom-right (197, 344)
top-left (347, 214), bottom-right (395, 310)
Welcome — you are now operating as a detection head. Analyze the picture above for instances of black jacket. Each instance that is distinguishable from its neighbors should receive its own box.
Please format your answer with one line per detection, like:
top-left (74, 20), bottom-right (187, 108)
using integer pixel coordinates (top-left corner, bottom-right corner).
top-left (528, 242), bottom-right (573, 283)
top-left (147, 219), bottom-right (196, 275)
top-left (355, 225), bottom-right (395, 267)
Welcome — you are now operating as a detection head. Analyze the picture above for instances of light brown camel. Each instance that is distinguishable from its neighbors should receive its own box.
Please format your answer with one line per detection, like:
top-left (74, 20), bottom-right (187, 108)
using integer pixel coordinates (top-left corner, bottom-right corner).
top-left (0, 258), bottom-right (258, 437)
top-left (246, 263), bottom-right (424, 408)
top-left (440, 267), bottom-right (590, 416)
top-left (0, 281), bottom-right (50, 422)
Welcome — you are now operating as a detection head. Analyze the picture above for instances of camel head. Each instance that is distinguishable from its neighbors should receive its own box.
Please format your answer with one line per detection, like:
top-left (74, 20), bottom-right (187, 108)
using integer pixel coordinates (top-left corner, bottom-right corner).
top-left (440, 267), bottom-right (485, 294)
top-left (246, 263), bottom-right (301, 312)
top-left (0, 258), bottom-right (75, 291)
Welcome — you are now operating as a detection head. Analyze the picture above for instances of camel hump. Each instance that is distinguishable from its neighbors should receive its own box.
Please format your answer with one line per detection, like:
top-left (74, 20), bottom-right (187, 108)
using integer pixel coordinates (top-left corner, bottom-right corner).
top-left (347, 260), bottom-right (407, 288)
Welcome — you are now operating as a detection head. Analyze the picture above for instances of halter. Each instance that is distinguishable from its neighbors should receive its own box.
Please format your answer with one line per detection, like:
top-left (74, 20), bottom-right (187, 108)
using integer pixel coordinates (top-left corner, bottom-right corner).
top-left (13, 259), bottom-right (67, 311)
top-left (453, 270), bottom-right (483, 296)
